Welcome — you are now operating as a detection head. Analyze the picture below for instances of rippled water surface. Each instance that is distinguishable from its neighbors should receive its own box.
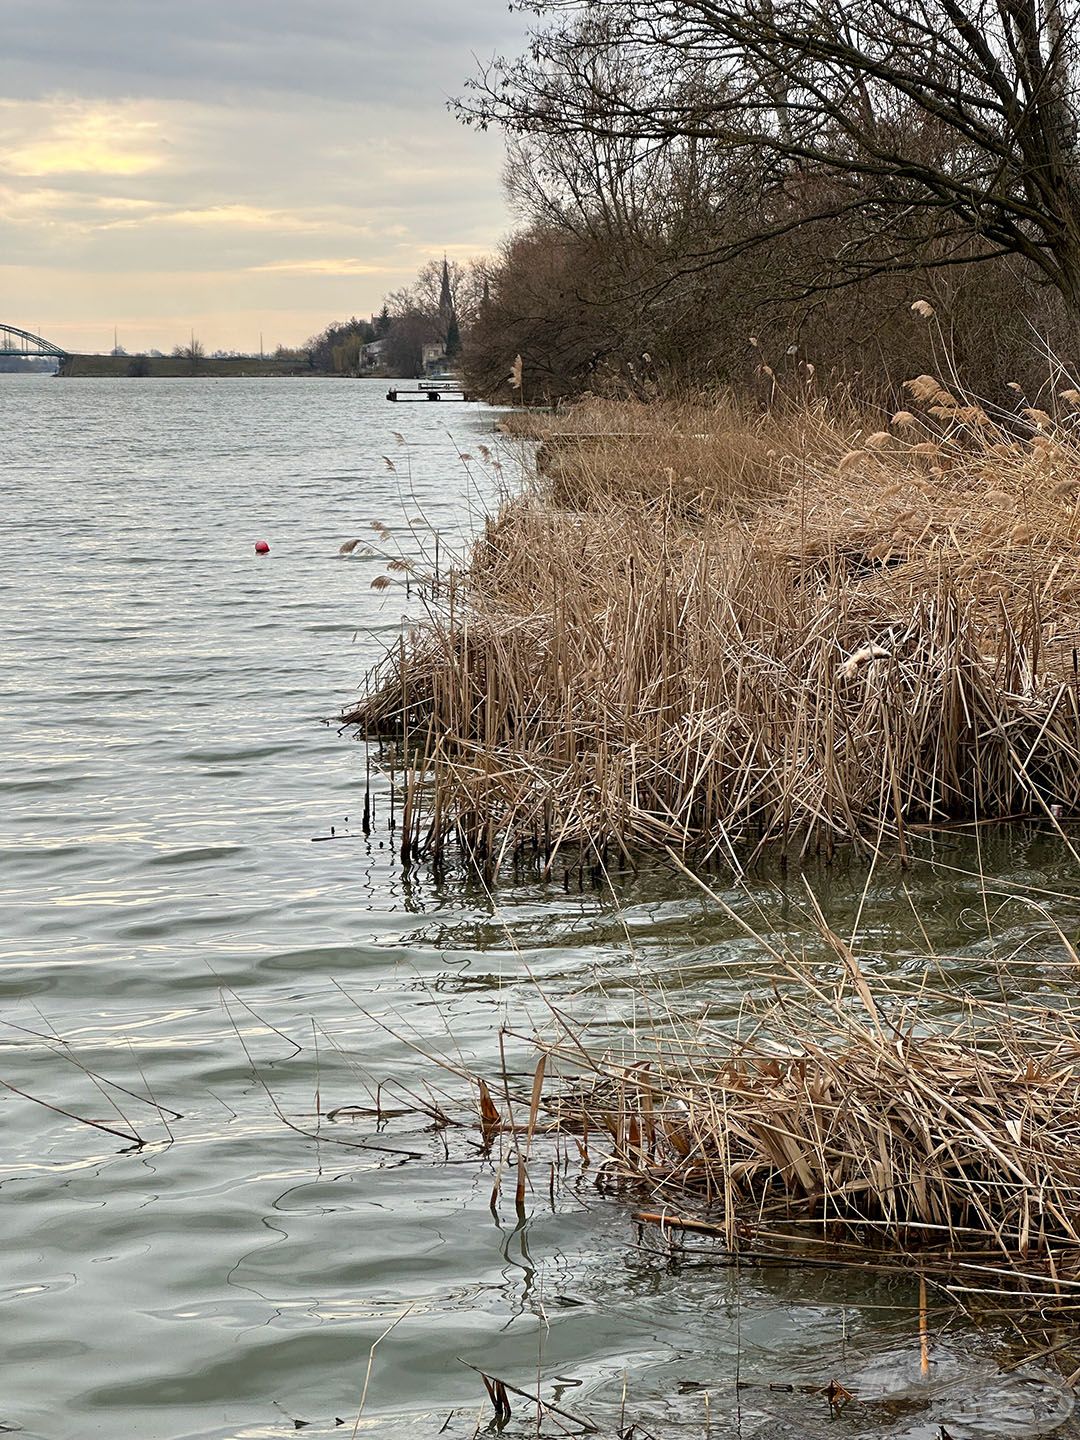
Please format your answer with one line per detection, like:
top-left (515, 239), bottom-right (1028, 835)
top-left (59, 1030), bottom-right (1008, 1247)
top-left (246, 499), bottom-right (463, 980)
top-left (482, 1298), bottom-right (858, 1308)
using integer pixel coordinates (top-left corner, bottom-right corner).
top-left (2, 375), bottom-right (1079, 1440)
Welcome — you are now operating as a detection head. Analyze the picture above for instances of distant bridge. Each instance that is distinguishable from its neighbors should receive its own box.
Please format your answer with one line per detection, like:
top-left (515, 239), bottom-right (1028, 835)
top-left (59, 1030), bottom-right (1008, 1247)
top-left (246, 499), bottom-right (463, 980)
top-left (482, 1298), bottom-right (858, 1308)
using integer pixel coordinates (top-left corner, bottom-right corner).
top-left (0, 324), bottom-right (67, 359)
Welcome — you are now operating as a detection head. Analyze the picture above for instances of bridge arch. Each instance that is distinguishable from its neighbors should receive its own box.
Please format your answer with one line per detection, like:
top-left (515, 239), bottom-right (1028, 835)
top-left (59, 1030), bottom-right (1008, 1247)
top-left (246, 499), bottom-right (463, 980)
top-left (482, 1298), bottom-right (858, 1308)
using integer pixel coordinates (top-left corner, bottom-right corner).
top-left (0, 324), bottom-right (68, 359)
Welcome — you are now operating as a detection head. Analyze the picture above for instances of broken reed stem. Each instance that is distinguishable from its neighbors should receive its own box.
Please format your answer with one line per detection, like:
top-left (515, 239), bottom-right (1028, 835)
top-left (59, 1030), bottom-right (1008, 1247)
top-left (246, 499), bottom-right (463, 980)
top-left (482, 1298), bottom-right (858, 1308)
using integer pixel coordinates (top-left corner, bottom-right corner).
top-left (346, 387), bottom-right (1080, 873)
top-left (919, 1274), bottom-right (930, 1376)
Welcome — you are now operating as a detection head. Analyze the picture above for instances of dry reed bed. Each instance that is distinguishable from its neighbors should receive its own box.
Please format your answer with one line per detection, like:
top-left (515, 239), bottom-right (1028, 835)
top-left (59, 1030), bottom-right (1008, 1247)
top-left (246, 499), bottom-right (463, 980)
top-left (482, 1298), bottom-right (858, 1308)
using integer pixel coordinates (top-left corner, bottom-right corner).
top-left (488, 901), bottom-right (1080, 1340)
top-left (533, 395), bottom-right (815, 511)
top-left (347, 385), bottom-right (1080, 866)
top-left (544, 975), bottom-right (1080, 1258)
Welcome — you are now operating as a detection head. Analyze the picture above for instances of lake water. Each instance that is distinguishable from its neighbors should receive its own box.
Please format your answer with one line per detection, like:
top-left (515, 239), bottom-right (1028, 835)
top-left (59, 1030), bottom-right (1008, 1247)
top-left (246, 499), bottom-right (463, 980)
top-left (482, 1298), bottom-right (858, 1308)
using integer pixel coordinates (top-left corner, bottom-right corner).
top-left (2, 375), bottom-right (1078, 1440)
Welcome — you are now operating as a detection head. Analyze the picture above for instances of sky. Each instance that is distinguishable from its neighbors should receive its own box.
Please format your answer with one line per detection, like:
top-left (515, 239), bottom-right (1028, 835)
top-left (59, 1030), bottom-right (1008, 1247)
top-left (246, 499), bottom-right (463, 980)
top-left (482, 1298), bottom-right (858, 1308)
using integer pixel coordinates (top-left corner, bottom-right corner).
top-left (0, 1), bottom-right (529, 354)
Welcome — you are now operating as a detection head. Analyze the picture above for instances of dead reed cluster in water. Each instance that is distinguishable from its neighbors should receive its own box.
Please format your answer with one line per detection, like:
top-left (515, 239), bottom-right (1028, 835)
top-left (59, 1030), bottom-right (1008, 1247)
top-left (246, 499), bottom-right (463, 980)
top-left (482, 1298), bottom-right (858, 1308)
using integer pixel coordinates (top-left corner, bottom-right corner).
top-left (476, 887), bottom-right (1080, 1355)
top-left (346, 382), bottom-right (1080, 869)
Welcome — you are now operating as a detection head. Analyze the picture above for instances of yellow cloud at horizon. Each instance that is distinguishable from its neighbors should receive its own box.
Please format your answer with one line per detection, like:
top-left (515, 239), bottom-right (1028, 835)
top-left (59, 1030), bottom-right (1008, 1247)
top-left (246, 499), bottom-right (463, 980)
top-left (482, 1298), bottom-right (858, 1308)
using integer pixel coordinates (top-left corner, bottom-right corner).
top-left (0, 102), bottom-right (162, 177)
top-left (101, 202), bottom-right (333, 234)
top-left (172, 204), bottom-right (307, 229)
top-left (250, 257), bottom-right (393, 276)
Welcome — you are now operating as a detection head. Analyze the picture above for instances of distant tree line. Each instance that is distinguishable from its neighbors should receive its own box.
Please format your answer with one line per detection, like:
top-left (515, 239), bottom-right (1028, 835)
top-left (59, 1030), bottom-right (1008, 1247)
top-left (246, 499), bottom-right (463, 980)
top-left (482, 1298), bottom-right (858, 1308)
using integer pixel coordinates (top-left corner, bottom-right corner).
top-left (309, 259), bottom-right (493, 379)
top-left (375, 259), bottom-right (489, 375)
top-left (303, 316), bottom-right (377, 373)
top-left (446, 0), bottom-right (1080, 402)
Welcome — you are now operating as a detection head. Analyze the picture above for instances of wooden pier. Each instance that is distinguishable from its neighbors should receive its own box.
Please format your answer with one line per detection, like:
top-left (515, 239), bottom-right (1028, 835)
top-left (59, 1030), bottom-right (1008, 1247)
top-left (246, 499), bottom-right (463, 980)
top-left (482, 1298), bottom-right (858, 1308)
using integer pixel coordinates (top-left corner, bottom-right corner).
top-left (386, 382), bottom-right (473, 402)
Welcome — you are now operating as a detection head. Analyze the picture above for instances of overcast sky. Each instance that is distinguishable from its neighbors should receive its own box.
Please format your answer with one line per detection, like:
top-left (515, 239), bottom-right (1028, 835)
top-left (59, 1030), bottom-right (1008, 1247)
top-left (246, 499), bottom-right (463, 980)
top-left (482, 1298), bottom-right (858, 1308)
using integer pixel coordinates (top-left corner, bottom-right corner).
top-left (0, 1), bottom-right (528, 353)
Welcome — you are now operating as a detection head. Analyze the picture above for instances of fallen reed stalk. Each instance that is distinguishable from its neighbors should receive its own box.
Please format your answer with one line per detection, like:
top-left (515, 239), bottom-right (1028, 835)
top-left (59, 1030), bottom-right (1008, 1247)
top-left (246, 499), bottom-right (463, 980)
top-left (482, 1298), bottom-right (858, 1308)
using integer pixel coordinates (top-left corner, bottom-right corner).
top-left (346, 384), bottom-right (1080, 869)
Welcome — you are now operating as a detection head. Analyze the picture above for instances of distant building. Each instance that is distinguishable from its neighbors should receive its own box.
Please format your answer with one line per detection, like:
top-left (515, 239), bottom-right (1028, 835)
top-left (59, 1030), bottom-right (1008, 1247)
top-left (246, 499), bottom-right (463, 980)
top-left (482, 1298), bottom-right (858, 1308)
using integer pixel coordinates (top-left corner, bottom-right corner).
top-left (360, 338), bottom-right (387, 370)
top-left (421, 343), bottom-right (446, 374)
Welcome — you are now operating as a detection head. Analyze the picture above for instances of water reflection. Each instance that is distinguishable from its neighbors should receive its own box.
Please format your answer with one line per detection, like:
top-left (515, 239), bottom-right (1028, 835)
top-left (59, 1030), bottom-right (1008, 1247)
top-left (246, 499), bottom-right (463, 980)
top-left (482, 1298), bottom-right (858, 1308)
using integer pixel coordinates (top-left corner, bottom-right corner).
top-left (1, 375), bottom-right (1078, 1438)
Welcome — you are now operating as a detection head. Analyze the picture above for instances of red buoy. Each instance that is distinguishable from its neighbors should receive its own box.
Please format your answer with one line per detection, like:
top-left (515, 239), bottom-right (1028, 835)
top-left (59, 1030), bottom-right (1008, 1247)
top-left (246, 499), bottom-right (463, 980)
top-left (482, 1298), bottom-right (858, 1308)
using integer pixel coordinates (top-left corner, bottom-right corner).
top-left (254, 540), bottom-right (270, 554)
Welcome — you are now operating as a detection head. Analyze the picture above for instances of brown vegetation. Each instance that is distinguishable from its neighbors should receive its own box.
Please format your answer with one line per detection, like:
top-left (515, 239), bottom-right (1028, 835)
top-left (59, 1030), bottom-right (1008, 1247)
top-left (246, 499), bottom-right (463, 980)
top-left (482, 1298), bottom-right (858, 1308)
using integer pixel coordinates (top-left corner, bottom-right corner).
top-left (464, 220), bottom-right (1075, 406)
top-left (466, 883), bottom-right (1080, 1362)
top-left (458, 0), bottom-right (1080, 405)
top-left (346, 380), bottom-right (1080, 870)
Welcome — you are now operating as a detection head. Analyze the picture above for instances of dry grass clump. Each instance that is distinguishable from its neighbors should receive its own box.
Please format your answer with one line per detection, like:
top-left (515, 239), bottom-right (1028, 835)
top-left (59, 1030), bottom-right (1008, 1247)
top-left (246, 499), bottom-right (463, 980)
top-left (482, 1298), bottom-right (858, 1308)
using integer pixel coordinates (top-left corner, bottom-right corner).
top-left (531, 395), bottom-right (853, 514)
top-left (489, 896), bottom-right (1080, 1340)
top-left (553, 983), bottom-right (1080, 1259)
top-left (347, 378), bottom-right (1080, 868)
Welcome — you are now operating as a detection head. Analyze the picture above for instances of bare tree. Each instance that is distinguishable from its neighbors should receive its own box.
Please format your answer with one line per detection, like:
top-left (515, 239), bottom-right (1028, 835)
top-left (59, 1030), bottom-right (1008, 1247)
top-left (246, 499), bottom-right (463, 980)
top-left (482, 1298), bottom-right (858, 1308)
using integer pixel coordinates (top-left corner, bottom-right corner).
top-left (380, 313), bottom-right (421, 376)
top-left (172, 335), bottom-right (206, 371)
top-left (389, 258), bottom-right (490, 339)
top-left (460, 0), bottom-right (1080, 320)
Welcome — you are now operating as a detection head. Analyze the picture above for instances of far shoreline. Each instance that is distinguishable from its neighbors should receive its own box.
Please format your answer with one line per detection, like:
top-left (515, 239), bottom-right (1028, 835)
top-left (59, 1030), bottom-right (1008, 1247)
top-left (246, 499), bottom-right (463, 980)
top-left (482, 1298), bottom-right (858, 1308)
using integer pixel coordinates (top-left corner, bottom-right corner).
top-left (55, 354), bottom-right (340, 379)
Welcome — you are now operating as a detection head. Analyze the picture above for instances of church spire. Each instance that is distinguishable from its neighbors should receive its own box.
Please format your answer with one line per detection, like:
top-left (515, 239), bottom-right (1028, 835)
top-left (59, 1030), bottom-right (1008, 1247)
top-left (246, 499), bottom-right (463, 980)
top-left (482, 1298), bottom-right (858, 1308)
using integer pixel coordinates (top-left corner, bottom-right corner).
top-left (439, 256), bottom-right (461, 360)
top-left (438, 256), bottom-right (453, 316)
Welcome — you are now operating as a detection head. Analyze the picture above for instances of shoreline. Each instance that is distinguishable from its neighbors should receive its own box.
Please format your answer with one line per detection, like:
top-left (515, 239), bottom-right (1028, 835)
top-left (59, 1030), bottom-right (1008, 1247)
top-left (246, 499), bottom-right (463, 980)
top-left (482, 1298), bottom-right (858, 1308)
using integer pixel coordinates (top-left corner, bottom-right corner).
top-left (56, 354), bottom-right (329, 378)
top-left (344, 385), bottom-right (1080, 1395)
top-left (348, 386), bottom-right (1080, 871)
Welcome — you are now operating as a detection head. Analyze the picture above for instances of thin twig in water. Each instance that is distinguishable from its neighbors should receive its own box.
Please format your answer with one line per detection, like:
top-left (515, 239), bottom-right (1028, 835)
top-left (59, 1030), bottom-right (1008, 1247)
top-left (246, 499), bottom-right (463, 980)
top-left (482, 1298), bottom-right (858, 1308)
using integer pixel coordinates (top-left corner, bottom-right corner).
top-left (350, 1307), bottom-right (413, 1440)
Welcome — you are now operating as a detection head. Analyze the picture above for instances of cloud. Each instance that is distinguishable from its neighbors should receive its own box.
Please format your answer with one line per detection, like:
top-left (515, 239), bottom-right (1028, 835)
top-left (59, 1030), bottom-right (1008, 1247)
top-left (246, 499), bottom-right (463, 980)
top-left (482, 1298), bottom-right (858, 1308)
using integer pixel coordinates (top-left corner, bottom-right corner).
top-left (0, 2), bottom-right (532, 349)
top-left (99, 203), bottom-right (333, 233)
top-left (250, 257), bottom-right (394, 276)
top-left (2, 1), bottom-right (528, 107)
top-left (0, 101), bottom-right (163, 177)
top-left (169, 205), bottom-right (308, 230)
